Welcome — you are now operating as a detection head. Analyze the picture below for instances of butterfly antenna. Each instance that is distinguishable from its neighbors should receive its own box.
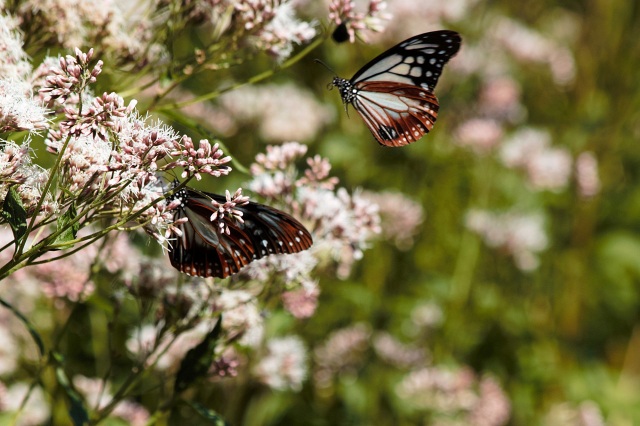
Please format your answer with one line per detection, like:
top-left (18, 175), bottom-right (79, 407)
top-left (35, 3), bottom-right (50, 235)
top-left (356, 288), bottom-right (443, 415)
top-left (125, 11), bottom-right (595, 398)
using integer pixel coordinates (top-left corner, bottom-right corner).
top-left (314, 59), bottom-right (337, 75)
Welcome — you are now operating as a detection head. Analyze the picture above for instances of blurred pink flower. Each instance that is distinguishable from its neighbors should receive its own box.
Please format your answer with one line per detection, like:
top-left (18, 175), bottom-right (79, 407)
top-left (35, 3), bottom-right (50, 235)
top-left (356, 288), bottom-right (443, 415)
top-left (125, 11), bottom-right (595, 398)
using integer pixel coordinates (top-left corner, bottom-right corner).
top-left (397, 368), bottom-right (511, 424)
top-left (410, 301), bottom-right (444, 330)
top-left (218, 83), bottom-right (333, 142)
top-left (490, 17), bottom-right (576, 85)
top-left (0, 14), bottom-right (32, 80)
top-left (73, 375), bottom-right (150, 425)
top-left (282, 279), bottom-right (320, 318)
top-left (329, 0), bottom-right (391, 43)
top-left (254, 336), bottom-right (308, 391)
top-left (0, 326), bottom-right (18, 376)
top-left (361, 190), bottom-right (423, 250)
top-left (396, 366), bottom-right (477, 412)
top-left (544, 401), bottom-right (606, 426)
top-left (575, 151), bottom-right (600, 198)
top-left (478, 76), bottom-right (525, 123)
top-left (466, 209), bottom-right (548, 272)
top-left (111, 400), bottom-right (150, 426)
top-left (19, 0), bottom-right (164, 67)
top-left (500, 128), bottom-right (572, 192)
top-left (526, 148), bottom-right (573, 192)
top-left (469, 376), bottom-right (512, 426)
top-left (314, 323), bottom-right (371, 388)
top-left (372, 0), bottom-right (476, 42)
top-left (373, 332), bottom-right (427, 368)
top-left (35, 259), bottom-right (96, 302)
top-left (214, 290), bottom-right (264, 347)
top-left (0, 382), bottom-right (50, 426)
top-left (209, 348), bottom-right (241, 379)
top-left (454, 118), bottom-right (504, 154)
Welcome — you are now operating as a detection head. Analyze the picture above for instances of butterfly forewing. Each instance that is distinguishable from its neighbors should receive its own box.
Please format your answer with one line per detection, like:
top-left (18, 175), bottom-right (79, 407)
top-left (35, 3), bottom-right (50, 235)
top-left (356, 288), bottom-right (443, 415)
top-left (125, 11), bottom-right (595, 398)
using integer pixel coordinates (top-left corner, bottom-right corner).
top-left (351, 30), bottom-right (461, 91)
top-left (169, 189), bottom-right (312, 278)
top-left (333, 30), bottom-right (460, 147)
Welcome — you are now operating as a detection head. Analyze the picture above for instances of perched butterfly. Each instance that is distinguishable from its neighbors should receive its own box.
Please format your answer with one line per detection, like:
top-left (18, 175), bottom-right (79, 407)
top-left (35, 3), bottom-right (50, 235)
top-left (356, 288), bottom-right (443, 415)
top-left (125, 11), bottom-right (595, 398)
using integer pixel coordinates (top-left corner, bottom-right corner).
top-left (168, 187), bottom-right (313, 278)
top-left (330, 30), bottom-right (461, 147)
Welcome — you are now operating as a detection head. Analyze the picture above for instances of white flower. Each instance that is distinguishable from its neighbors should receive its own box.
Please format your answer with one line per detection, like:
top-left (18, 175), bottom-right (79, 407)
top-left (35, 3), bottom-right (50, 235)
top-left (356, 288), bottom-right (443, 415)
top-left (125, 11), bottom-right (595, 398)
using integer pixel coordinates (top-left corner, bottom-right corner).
top-left (0, 327), bottom-right (18, 376)
top-left (0, 79), bottom-right (49, 132)
top-left (254, 336), bottom-right (307, 391)
top-left (0, 14), bottom-right (32, 80)
top-left (216, 290), bottom-right (264, 347)
top-left (526, 147), bottom-right (572, 192)
top-left (500, 128), bottom-right (572, 192)
top-left (2, 382), bottom-right (50, 426)
top-left (576, 151), bottom-right (600, 198)
top-left (466, 209), bottom-right (548, 271)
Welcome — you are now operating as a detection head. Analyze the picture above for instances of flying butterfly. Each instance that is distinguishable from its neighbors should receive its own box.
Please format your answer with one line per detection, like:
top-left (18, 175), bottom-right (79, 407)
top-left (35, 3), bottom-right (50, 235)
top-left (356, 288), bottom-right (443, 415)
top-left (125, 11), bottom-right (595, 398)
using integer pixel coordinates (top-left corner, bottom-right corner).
top-left (168, 187), bottom-right (313, 278)
top-left (329, 30), bottom-right (461, 147)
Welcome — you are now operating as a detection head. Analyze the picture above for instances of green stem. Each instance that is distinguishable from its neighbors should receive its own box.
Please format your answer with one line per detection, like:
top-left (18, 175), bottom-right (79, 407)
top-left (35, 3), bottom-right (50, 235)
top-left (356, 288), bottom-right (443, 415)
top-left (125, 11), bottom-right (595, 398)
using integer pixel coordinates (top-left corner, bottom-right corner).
top-left (17, 92), bottom-right (84, 257)
top-left (450, 160), bottom-right (495, 307)
top-left (0, 177), bottom-right (193, 281)
top-left (156, 35), bottom-right (326, 112)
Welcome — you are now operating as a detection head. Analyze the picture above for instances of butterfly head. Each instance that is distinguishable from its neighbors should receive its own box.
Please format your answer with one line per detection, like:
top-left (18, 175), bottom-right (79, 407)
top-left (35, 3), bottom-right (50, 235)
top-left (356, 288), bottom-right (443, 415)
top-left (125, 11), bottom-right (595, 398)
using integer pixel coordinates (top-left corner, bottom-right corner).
top-left (331, 77), bottom-right (357, 105)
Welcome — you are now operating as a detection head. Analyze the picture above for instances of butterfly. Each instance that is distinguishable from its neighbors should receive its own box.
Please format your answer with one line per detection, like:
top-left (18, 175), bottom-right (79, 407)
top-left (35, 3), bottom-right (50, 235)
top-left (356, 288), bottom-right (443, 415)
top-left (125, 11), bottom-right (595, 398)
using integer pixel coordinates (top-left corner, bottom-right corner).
top-left (168, 187), bottom-right (313, 278)
top-left (330, 30), bottom-right (461, 147)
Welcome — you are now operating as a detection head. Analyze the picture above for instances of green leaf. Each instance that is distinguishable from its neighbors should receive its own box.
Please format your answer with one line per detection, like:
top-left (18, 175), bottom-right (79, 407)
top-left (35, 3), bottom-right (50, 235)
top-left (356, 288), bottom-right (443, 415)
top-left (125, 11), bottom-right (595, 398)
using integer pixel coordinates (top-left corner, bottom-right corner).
top-left (0, 297), bottom-right (45, 357)
top-left (186, 401), bottom-right (228, 425)
top-left (53, 204), bottom-right (79, 246)
top-left (173, 317), bottom-right (222, 393)
top-left (1, 186), bottom-right (27, 245)
top-left (55, 360), bottom-right (90, 426)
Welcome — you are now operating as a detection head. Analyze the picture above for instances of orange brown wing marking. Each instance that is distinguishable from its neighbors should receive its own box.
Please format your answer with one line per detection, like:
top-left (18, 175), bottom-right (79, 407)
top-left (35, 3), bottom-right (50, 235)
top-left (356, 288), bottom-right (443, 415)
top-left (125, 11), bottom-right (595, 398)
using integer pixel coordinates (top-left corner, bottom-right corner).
top-left (353, 81), bottom-right (439, 147)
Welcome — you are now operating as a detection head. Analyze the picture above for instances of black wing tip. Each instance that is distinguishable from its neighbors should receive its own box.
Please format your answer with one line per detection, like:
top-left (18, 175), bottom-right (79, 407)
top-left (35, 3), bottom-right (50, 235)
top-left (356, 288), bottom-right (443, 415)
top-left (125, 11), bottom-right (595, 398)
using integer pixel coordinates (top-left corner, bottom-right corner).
top-left (417, 29), bottom-right (462, 50)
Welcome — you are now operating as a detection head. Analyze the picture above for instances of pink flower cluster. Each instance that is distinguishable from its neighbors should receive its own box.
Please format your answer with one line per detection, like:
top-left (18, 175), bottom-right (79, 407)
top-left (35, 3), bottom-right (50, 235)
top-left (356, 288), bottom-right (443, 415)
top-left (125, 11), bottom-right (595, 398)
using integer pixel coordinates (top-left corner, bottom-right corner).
top-left (183, 0), bottom-right (317, 61)
top-left (216, 82), bottom-right (334, 142)
top-left (465, 209), bottom-right (548, 271)
top-left (19, 0), bottom-right (165, 68)
top-left (0, 140), bottom-right (53, 216)
top-left (397, 367), bottom-right (511, 426)
top-left (208, 188), bottom-right (250, 235)
top-left (246, 142), bottom-right (381, 280)
top-left (254, 336), bottom-right (308, 391)
top-left (170, 137), bottom-right (232, 181)
top-left (40, 48), bottom-right (103, 104)
top-left (500, 128), bottom-right (572, 193)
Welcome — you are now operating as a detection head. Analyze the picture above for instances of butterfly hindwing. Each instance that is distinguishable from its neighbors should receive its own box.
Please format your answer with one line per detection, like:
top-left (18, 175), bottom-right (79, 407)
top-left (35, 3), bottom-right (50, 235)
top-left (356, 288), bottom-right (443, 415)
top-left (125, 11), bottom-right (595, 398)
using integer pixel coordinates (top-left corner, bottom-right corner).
top-left (353, 82), bottom-right (439, 147)
top-left (169, 189), bottom-right (312, 278)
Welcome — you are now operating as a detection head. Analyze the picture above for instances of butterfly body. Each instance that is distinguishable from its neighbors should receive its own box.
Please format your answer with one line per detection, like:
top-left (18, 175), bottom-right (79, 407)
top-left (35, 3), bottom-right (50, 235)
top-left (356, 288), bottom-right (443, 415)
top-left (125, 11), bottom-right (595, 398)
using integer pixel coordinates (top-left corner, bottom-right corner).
top-left (168, 187), bottom-right (312, 278)
top-left (332, 30), bottom-right (461, 147)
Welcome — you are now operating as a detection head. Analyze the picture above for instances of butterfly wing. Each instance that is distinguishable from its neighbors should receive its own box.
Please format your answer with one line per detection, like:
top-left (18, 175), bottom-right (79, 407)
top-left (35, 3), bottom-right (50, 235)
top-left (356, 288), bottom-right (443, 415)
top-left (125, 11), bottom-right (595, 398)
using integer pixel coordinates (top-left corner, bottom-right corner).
top-left (170, 189), bottom-right (313, 278)
top-left (353, 81), bottom-right (439, 147)
top-left (336, 30), bottom-right (460, 147)
top-left (351, 30), bottom-right (461, 90)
